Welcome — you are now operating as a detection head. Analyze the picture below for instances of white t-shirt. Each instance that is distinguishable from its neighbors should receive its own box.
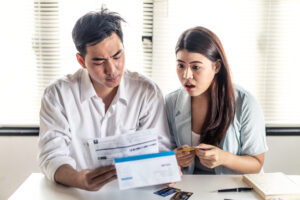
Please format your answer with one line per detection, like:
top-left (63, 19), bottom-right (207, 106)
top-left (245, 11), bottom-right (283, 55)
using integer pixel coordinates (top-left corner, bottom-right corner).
top-left (191, 131), bottom-right (200, 146)
top-left (38, 68), bottom-right (172, 181)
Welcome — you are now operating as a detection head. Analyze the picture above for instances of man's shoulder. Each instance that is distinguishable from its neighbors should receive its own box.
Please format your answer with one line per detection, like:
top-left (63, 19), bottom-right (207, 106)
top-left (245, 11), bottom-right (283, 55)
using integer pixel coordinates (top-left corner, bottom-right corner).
top-left (44, 69), bottom-right (82, 96)
top-left (123, 70), bottom-right (159, 91)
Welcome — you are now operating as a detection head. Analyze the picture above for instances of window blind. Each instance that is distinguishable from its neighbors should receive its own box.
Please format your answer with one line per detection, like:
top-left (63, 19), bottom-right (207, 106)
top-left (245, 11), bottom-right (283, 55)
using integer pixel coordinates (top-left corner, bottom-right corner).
top-left (1, 0), bottom-right (300, 127)
top-left (0, 0), bottom-right (37, 126)
top-left (33, 0), bottom-right (61, 112)
top-left (0, 0), bottom-right (145, 126)
top-left (0, 0), bottom-right (147, 126)
top-left (152, 0), bottom-right (300, 126)
top-left (142, 0), bottom-right (154, 77)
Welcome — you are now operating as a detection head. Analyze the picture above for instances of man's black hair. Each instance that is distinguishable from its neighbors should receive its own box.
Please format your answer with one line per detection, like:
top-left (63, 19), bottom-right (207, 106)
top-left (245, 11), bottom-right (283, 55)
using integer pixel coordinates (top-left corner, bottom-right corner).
top-left (72, 8), bottom-right (125, 58)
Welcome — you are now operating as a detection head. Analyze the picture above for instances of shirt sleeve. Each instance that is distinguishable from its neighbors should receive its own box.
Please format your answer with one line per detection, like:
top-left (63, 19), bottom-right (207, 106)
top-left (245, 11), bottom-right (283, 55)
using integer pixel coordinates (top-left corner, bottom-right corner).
top-left (38, 89), bottom-right (76, 182)
top-left (239, 92), bottom-right (268, 156)
top-left (137, 84), bottom-right (172, 152)
top-left (165, 93), bottom-right (177, 149)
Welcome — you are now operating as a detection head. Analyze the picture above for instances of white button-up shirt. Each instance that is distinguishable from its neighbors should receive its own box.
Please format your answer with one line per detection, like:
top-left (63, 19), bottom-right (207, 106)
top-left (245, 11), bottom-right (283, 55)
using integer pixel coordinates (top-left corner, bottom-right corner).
top-left (38, 69), bottom-right (172, 182)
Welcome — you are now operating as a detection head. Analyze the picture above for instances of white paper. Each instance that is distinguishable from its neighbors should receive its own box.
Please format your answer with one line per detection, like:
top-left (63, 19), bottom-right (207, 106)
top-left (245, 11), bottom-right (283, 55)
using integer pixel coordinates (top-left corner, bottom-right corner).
top-left (115, 151), bottom-right (181, 190)
top-left (86, 129), bottom-right (158, 168)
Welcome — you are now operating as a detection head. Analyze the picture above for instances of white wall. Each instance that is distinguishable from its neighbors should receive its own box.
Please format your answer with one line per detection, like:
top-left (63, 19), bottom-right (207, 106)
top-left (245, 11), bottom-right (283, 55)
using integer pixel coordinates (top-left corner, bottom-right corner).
top-left (264, 136), bottom-right (300, 174)
top-left (0, 136), bottom-right (299, 199)
top-left (0, 136), bottom-right (40, 200)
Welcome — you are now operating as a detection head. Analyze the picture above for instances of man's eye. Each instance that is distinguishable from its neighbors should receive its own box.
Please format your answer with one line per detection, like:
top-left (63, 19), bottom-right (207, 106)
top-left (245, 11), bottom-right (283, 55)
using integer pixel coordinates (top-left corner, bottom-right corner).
top-left (93, 62), bottom-right (104, 66)
top-left (113, 56), bottom-right (120, 60)
top-left (177, 64), bottom-right (184, 69)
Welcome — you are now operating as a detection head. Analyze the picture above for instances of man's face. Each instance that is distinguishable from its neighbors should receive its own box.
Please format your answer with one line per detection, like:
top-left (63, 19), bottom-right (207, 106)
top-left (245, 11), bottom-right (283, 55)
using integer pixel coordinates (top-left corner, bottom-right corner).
top-left (78, 32), bottom-right (125, 92)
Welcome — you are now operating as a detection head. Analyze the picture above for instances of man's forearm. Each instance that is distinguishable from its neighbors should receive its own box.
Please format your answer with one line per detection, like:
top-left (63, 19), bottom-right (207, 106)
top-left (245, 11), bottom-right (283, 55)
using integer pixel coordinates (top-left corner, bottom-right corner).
top-left (54, 164), bottom-right (81, 188)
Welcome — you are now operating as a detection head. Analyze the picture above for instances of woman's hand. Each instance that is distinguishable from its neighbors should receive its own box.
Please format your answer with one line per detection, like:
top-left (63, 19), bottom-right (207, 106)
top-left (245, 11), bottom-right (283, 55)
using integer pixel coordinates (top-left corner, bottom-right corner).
top-left (174, 145), bottom-right (195, 168)
top-left (195, 143), bottom-right (226, 169)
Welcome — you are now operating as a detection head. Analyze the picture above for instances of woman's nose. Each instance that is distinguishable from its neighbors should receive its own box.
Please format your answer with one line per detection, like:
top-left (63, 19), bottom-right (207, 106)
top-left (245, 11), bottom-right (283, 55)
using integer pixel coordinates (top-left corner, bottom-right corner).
top-left (183, 67), bottom-right (193, 79)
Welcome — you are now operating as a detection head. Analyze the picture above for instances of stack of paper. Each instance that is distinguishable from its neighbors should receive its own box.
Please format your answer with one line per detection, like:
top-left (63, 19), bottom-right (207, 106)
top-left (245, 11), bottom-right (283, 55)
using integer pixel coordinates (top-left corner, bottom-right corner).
top-left (243, 172), bottom-right (300, 200)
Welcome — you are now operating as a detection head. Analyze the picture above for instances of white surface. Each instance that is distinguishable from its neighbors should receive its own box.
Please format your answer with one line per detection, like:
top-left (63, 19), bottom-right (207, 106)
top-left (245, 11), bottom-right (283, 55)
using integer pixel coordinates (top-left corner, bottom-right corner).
top-left (9, 173), bottom-right (300, 200)
top-left (2, 136), bottom-right (300, 200)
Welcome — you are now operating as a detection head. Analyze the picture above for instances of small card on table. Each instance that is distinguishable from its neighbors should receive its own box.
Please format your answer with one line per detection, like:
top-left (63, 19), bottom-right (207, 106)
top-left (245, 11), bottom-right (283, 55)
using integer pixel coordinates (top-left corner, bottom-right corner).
top-left (170, 191), bottom-right (193, 200)
top-left (154, 187), bottom-right (181, 197)
top-left (114, 151), bottom-right (181, 190)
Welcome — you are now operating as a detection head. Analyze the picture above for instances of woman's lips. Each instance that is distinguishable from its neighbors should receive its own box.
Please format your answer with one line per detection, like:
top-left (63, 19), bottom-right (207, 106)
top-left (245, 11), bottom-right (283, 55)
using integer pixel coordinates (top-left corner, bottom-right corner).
top-left (184, 83), bottom-right (195, 91)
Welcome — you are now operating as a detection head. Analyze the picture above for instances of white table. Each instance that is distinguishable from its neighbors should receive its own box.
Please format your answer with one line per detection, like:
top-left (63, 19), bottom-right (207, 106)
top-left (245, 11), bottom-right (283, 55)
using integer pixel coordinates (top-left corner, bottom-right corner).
top-left (9, 173), bottom-right (300, 200)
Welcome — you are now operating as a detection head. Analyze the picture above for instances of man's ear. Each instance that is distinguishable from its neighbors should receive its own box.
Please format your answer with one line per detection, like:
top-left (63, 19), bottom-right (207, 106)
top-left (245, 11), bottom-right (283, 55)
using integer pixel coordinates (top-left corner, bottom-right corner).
top-left (214, 59), bottom-right (221, 74)
top-left (76, 53), bottom-right (86, 69)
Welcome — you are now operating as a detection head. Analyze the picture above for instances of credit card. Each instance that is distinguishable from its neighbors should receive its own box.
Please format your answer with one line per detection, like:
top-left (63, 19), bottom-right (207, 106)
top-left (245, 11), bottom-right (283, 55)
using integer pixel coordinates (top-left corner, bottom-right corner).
top-left (154, 187), bottom-right (181, 197)
top-left (170, 191), bottom-right (193, 200)
top-left (177, 147), bottom-right (195, 153)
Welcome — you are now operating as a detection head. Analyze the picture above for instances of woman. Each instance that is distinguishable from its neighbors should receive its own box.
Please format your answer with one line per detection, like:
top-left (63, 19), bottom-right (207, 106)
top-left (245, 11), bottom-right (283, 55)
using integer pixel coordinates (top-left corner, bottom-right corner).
top-left (165, 26), bottom-right (268, 174)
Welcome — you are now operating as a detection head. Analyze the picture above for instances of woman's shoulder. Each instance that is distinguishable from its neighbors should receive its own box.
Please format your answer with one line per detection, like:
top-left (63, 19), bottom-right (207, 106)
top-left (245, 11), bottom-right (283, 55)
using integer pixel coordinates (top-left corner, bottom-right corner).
top-left (165, 88), bottom-right (182, 104)
top-left (233, 84), bottom-right (263, 120)
top-left (234, 84), bottom-right (258, 107)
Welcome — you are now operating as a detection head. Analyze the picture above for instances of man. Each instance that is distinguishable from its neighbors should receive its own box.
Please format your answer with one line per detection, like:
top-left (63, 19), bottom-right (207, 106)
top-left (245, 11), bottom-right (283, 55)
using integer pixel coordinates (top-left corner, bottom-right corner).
top-left (38, 8), bottom-right (172, 191)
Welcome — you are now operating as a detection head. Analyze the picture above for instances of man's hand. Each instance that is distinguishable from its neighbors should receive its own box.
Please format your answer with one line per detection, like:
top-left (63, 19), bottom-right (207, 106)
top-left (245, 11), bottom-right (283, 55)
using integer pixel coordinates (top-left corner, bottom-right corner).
top-left (54, 164), bottom-right (117, 191)
top-left (77, 165), bottom-right (117, 191)
top-left (174, 145), bottom-right (195, 168)
top-left (195, 143), bottom-right (225, 168)
top-left (166, 166), bottom-right (182, 187)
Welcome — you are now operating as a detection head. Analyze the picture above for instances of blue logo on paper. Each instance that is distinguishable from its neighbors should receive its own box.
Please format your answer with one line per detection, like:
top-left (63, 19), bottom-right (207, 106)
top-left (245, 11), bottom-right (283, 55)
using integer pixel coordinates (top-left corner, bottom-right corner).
top-left (121, 177), bottom-right (133, 181)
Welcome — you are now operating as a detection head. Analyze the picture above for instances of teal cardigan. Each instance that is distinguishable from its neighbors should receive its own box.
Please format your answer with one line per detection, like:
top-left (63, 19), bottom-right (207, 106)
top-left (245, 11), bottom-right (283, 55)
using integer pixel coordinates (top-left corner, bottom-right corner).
top-left (165, 85), bottom-right (268, 174)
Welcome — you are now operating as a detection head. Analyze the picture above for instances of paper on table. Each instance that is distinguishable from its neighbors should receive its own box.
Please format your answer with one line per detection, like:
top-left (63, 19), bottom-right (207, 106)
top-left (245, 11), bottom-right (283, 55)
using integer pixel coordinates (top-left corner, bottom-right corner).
top-left (115, 151), bottom-right (181, 190)
top-left (86, 129), bottom-right (159, 168)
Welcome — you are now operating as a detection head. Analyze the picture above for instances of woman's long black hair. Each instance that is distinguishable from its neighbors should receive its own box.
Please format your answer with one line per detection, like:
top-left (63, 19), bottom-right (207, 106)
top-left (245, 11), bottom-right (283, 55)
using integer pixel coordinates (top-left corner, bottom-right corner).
top-left (176, 26), bottom-right (236, 145)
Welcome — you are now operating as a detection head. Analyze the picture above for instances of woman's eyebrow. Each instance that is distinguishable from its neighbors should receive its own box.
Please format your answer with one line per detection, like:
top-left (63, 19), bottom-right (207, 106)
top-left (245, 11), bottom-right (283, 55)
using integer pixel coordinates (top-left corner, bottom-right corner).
top-left (189, 61), bottom-right (203, 64)
top-left (177, 59), bottom-right (203, 64)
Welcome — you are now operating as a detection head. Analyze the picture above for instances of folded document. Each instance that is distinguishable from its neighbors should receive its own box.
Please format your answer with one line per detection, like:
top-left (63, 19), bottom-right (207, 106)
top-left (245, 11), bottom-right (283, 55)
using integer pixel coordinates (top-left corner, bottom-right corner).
top-left (86, 129), bottom-right (158, 168)
top-left (115, 151), bottom-right (181, 190)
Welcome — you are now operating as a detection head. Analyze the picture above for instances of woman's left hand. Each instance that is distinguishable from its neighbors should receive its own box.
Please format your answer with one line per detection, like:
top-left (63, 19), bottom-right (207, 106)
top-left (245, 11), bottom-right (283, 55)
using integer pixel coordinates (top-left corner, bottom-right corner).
top-left (195, 143), bottom-right (226, 168)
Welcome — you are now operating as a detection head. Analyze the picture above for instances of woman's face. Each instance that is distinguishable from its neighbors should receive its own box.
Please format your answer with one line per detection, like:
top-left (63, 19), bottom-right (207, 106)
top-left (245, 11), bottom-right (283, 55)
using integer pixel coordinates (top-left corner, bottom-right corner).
top-left (176, 49), bottom-right (220, 97)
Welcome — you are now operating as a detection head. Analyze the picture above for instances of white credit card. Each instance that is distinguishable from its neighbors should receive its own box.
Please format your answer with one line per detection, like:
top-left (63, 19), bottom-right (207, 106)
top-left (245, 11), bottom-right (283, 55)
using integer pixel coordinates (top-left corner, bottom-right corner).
top-left (115, 151), bottom-right (181, 190)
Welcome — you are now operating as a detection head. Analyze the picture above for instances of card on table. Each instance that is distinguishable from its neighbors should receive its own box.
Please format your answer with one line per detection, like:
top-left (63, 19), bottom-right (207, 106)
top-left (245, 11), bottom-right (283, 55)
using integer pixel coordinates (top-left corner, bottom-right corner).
top-left (154, 187), bottom-right (181, 197)
top-left (114, 151), bottom-right (181, 190)
top-left (170, 191), bottom-right (193, 200)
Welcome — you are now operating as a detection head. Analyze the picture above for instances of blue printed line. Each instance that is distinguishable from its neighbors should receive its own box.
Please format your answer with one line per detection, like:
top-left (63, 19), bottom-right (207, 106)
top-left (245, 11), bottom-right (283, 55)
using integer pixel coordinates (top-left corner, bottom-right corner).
top-left (121, 177), bottom-right (133, 181)
top-left (114, 151), bottom-right (174, 163)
